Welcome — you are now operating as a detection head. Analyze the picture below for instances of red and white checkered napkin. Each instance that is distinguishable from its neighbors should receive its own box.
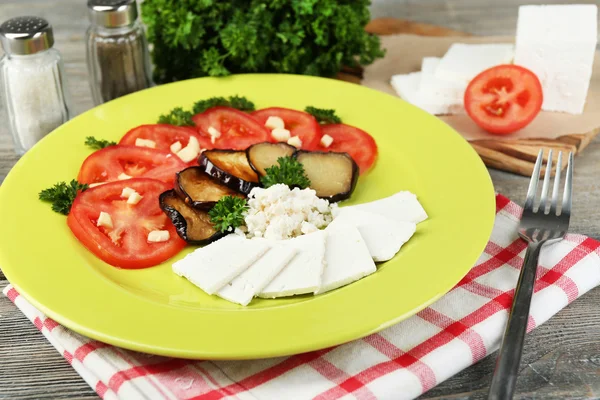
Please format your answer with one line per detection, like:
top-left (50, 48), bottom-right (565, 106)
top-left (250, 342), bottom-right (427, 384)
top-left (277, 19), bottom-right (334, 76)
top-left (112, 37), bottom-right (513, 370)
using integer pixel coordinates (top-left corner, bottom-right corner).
top-left (4, 195), bottom-right (600, 400)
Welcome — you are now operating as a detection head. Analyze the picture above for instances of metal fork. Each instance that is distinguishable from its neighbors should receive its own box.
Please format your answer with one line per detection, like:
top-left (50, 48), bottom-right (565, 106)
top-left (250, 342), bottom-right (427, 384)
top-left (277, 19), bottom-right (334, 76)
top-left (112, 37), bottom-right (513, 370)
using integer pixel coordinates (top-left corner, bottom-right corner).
top-left (488, 149), bottom-right (573, 400)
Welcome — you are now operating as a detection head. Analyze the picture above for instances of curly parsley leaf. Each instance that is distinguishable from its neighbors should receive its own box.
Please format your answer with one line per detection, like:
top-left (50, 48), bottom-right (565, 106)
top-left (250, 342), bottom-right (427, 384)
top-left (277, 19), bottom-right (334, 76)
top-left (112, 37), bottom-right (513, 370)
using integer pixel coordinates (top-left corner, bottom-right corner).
top-left (305, 106), bottom-right (342, 124)
top-left (158, 107), bottom-right (195, 126)
top-left (39, 180), bottom-right (89, 215)
top-left (85, 136), bottom-right (116, 150)
top-left (208, 196), bottom-right (248, 233)
top-left (192, 95), bottom-right (255, 114)
top-left (260, 156), bottom-right (311, 189)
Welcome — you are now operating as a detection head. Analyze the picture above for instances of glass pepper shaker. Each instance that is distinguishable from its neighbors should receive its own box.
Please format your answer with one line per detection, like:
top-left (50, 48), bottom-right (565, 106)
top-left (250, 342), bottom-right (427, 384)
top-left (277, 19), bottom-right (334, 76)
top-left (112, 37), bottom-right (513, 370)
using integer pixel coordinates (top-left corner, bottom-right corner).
top-left (86, 0), bottom-right (152, 105)
top-left (0, 16), bottom-right (72, 155)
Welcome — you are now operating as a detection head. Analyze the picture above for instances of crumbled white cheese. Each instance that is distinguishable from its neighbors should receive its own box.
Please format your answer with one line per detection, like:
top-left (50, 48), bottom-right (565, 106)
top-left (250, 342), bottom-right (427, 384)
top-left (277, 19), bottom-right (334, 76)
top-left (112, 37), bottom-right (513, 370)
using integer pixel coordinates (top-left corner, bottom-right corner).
top-left (245, 184), bottom-right (336, 241)
top-left (320, 134), bottom-right (334, 148)
top-left (176, 136), bottom-right (200, 163)
top-left (272, 128), bottom-right (291, 142)
top-left (208, 126), bottom-right (222, 144)
top-left (127, 192), bottom-right (143, 205)
top-left (118, 173), bottom-right (132, 180)
top-left (148, 230), bottom-right (170, 243)
top-left (287, 136), bottom-right (303, 148)
top-left (170, 141), bottom-right (182, 153)
top-left (121, 187), bottom-right (136, 198)
top-left (135, 138), bottom-right (156, 148)
top-left (265, 116), bottom-right (285, 130)
top-left (97, 212), bottom-right (113, 229)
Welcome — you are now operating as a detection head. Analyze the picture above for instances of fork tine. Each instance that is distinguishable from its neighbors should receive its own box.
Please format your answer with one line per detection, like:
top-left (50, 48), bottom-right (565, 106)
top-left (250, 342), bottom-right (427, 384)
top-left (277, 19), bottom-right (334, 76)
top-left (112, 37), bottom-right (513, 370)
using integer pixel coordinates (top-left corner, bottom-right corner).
top-left (562, 152), bottom-right (574, 216)
top-left (550, 151), bottom-right (563, 215)
top-left (539, 149), bottom-right (553, 213)
top-left (524, 149), bottom-right (543, 211)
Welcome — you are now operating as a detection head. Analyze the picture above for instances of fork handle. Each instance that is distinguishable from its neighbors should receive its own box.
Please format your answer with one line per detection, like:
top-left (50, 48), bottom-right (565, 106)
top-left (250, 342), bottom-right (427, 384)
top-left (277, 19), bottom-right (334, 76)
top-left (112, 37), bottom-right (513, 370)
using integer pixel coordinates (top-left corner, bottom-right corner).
top-left (488, 241), bottom-right (543, 400)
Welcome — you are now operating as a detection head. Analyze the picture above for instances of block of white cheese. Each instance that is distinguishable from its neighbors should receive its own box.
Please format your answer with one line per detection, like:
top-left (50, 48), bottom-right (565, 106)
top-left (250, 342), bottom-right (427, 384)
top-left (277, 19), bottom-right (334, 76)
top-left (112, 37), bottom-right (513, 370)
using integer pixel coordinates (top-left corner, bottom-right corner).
top-left (316, 222), bottom-right (376, 294)
top-left (258, 230), bottom-right (327, 298)
top-left (514, 4), bottom-right (598, 114)
top-left (391, 72), bottom-right (422, 105)
top-left (173, 235), bottom-right (270, 295)
top-left (418, 57), bottom-right (466, 115)
top-left (345, 191), bottom-right (428, 225)
top-left (435, 43), bottom-right (515, 83)
top-left (217, 240), bottom-right (298, 306)
top-left (330, 208), bottom-right (416, 262)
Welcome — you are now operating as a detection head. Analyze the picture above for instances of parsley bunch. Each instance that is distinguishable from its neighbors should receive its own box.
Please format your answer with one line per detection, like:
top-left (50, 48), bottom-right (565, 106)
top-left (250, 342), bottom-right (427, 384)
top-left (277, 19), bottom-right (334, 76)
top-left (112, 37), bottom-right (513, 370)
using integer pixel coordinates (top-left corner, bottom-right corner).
top-left (209, 196), bottom-right (248, 233)
top-left (141, 0), bottom-right (384, 83)
top-left (261, 157), bottom-right (311, 189)
top-left (39, 180), bottom-right (88, 215)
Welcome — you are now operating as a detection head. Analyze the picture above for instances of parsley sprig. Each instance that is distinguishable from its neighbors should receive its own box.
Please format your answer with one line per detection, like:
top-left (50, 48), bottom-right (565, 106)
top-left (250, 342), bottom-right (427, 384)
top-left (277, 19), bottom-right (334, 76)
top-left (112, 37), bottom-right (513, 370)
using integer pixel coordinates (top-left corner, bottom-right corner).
top-left (85, 136), bottom-right (116, 150)
top-left (305, 106), bottom-right (342, 124)
top-left (260, 156), bottom-right (310, 189)
top-left (39, 180), bottom-right (89, 215)
top-left (158, 107), bottom-right (195, 126)
top-left (193, 95), bottom-right (255, 114)
top-left (208, 196), bottom-right (248, 233)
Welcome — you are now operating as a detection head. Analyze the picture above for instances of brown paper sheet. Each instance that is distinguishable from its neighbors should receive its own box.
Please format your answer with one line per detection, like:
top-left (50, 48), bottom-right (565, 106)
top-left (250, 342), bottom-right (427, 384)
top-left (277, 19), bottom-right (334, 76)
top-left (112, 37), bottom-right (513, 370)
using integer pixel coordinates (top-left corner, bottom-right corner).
top-left (361, 34), bottom-right (600, 141)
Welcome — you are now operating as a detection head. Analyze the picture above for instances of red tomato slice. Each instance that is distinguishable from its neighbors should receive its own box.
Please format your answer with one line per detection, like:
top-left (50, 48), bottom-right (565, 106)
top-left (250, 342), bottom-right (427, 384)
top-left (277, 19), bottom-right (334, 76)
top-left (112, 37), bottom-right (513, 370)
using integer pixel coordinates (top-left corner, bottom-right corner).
top-left (252, 107), bottom-right (322, 150)
top-left (119, 124), bottom-right (213, 163)
top-left (319, 124), bottom-right (378, 174)
top-left (464, 65), bottom-right (543, 135)
top-left (67, 179), bottom-right (186, 269)
top-left (192, 107), bottom-right (270, 150)
top-left (78, 145), bottom-right (186, 185)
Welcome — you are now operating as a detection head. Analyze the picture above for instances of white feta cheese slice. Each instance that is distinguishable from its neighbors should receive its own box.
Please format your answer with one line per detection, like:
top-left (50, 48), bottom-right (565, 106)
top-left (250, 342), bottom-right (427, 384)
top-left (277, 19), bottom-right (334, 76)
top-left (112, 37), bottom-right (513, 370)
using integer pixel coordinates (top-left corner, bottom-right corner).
top-left (170, 141), bottom-right (182, 153)
top-left (118, 173), bottom-right (131, 180)
top-left (265, 116), bottom-right (285, 130)
top-left (272, 128), bottom-right (291, 142)
top-left (435, 43), bottom-right (515, 83)
top-left (391, 71), bottom-right (422, 104)
top-left (121, 187), bottom-right (136, 198)
top-left (127, 192), bottom-right (143, 205)
top-left (287, 136), bottom-right (302, 149)
top-left (135, 138), bottom-right (156, 148)
top-left (173, 235), bottom-right (270, 295)
top-left (316, 222), bottom-right (376, 294)
top-left (97, 212), bottom-right (113, 229)
top-left (176, 136), bottom-right (201, 163)
top-left (147, 230), bottom-right (170, 243)
top-left (330, 208), bottom-right (416, 262)
top-left (320, 134), bottom-right (334, 148)
top-left (417, 57), bottom-right (466, 114)
top-left (345, 191), bottom-right (428, 224)
top-left (258, 230), bottom-right (327, 298)
top-left (217, 240), bottom-right (298, 306)
top-left (514, 4), bottom-right (598, 114)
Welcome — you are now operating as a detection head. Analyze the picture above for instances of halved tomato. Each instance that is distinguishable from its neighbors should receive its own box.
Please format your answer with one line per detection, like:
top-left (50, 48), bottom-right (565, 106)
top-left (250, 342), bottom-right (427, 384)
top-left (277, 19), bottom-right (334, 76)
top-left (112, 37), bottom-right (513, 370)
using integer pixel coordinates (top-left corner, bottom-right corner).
top-left (192, 107), bottom-right (270, 150)
top-left (119, 124), bottom-right (213, 161)
top-left (78, 145), bottom-right (187, 185)
top-left (67, 179), bottom-right (186, 269)
top-left (464, 65), bottom-right (543, 135)
top-left (319, 124), bottom-right (378, 174)
top-left (252, 107), bottom-right (322, 150)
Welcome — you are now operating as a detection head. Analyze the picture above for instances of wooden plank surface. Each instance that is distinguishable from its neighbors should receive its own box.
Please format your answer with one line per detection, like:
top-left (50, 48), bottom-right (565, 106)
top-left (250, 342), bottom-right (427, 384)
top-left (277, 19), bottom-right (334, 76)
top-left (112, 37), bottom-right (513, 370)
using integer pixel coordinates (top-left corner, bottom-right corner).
top-left (1, 1), bottom-right (600, 399)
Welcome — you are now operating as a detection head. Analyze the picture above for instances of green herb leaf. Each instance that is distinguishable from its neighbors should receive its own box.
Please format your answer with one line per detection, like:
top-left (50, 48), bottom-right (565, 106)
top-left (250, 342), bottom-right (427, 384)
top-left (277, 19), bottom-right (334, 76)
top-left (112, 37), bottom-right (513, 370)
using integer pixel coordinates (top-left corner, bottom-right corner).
top-left (39, 180), bottom-right (89, 215)
top-left (85, 136), bottom-right (117, 150)
top-left (158, 107), bottom-right (195, 126)
top-left (260, 156), bottom-right (311, 189)
top-left (208, 196), bottom-right (248, 233)
top-left (305, 106), bottom-right (342, 124)
top-left (192, 95), bottom-right (255, 114)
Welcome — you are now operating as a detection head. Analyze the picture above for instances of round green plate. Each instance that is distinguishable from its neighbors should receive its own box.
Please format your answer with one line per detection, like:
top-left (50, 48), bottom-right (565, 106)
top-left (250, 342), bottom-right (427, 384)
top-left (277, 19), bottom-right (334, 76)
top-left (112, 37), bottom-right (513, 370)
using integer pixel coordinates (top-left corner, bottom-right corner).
top-left (0, 74), bottom-right (495, 359)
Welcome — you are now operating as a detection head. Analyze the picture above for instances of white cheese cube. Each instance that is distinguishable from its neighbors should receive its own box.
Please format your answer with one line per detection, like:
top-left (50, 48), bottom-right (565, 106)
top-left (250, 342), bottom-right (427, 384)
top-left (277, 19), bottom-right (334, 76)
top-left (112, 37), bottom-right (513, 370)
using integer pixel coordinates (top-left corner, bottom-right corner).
top-left (435, 43), bottom-right (515, 83)
top-left (118, 173), bottom-right (131, 180)
top-left (170, 141), bottom-right (182, 153)
top-left (97, 212), bottom-right (113, 229)
top-left (265, 116), bottom-right (285, 130)
top-left (287, 135), bottom-right (302, 149)
top-left (147, 230), bottom-right (170, 243)
top-left (135, 138), bottom-right (156, 148)
top-left (208, 126), bottom-right (221, 144)
top-left (514, 5), bottom-right (598, 114)
top-left (271, 128), bottom-right (291, 142)
top-left (320, 134), bottom-right (334, 148)
top-left (127, 192), bottom-right (143, 205)
top-left (345, 191), bottom-right (428, 225)
top-left (120, 187), bottom-right (136, 198)
top-left (176, 136), bottom-right (201, 163)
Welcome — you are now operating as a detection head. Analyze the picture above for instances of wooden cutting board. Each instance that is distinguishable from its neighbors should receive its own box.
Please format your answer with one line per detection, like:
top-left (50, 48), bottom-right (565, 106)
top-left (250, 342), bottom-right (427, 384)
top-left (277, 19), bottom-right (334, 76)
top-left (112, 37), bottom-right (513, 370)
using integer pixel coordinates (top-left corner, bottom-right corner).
top-left (337, 18), bottom-right (599, 176)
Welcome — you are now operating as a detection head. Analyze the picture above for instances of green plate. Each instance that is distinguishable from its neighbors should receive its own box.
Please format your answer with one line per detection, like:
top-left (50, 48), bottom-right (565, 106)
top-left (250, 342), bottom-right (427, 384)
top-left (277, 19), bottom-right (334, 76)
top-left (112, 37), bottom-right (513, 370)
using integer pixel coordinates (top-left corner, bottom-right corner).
top-left (0, 74), bottom-right (495, 359)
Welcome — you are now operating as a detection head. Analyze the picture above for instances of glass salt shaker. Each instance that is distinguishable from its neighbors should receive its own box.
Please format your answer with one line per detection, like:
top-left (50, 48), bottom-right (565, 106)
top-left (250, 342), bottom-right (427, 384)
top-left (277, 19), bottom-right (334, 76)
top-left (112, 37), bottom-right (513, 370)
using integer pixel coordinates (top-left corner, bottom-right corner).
top-left (86, 0), bottom-right (153, 105)
top-left (0, 16), bottom-right (72, 155)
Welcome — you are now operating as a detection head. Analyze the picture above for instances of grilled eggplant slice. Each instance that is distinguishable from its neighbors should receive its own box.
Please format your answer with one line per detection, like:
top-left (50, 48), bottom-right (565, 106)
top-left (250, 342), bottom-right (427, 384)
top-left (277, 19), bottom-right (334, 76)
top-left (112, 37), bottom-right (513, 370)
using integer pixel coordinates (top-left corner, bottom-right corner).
top-left (175, 167), bottom-right (244, 210)
top-left (199, 150), bottom-right (259, 194)
top-left (160, 189), bottom-right (226, 245)
top-left (246, 142), bottom-right (297, 177)
top-left (295, 151), bottom-right (359, 202)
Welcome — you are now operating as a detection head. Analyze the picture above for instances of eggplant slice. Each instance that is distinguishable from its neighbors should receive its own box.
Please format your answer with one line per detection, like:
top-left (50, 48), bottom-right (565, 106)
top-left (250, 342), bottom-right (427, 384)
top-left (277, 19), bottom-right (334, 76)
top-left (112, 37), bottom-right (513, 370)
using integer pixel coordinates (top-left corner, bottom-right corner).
top-left (247, 142), bottom-right (297, 177)
top-left (199, 150), bottom-right (259, 194)
top-left (175, 167), bottom-right (244, 210)
top-left (295, 151), bottom-right (359, 202)
top-left (160, 190), bottom-right (226, 245)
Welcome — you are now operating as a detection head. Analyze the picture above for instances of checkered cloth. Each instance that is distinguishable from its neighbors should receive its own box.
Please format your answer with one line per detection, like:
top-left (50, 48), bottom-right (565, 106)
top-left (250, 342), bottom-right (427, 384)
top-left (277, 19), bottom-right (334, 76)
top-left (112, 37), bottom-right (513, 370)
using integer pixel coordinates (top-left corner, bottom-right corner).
top-left (4, 195), bottom-right (600, 400)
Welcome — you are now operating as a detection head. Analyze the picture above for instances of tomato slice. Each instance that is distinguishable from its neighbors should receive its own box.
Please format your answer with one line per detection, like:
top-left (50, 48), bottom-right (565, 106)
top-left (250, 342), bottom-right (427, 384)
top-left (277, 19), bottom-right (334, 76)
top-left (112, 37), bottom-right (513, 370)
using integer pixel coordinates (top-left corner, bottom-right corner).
top-left (192, 107), bottom-right (270, 150)
top-left (319, 124), bottom-right (378, 174)
top-left (119, 124), bottom-right (213, 163)
top-left (67, 179), bottom-right (186, 269)
top-left (464, 65), bottom-right (543, 135)
top-left (78, 145), bottom-right (187, 185)
top-left (252, 107), bottom-right (322, 150)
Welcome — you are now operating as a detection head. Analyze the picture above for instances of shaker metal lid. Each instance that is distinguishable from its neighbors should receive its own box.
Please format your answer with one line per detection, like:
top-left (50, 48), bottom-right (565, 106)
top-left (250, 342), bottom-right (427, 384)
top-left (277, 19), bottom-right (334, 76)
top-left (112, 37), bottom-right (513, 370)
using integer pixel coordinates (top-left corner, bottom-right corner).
top-left (0, 16), bottom-right (54, 55)
top-left (87, 0), bottom-right (138, 28)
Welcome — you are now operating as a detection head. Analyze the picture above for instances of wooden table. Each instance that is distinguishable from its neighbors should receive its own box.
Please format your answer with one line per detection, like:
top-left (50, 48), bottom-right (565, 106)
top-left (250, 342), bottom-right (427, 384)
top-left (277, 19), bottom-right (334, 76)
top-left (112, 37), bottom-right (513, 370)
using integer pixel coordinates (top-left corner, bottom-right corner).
top-left (1, 1), bottom-right (600, 398)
